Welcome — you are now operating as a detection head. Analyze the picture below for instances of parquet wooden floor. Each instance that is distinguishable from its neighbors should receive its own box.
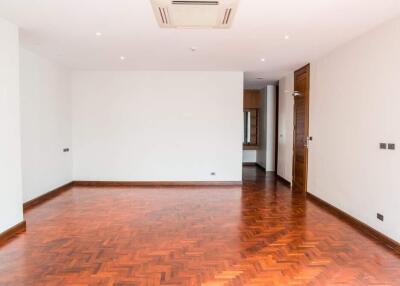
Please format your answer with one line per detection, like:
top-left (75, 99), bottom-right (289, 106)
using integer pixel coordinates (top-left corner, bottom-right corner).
top-left (1, 166), bottom-right (400, 286)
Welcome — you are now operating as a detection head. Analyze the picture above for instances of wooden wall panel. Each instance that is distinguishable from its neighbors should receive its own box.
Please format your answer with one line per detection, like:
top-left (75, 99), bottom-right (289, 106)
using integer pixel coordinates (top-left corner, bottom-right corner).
top-left (243, 90), bottom-right (261, 109)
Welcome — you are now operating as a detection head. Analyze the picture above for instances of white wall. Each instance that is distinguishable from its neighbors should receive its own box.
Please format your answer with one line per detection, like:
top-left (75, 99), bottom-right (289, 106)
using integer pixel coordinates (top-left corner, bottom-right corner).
top-left (308, 16), bottom-right (400, 242)
top-left (265, 85), bottom-right (276, 171)
top-left (20, 48), bottom-right (72, 203)
top-left (256, 88), bottom-right (267, 168)
top-left (71, 71), bottom-right (243, 182)
top-left (243, 150), bottom-right (257, 163)
top-left (256, 85), bottom-right (276, 171)
top-left (277, 74), bottom-right (294, 182)
top-left (0, 18), bottom-right (24, 233)
top-left (278, 16), bottom-right (400, 242)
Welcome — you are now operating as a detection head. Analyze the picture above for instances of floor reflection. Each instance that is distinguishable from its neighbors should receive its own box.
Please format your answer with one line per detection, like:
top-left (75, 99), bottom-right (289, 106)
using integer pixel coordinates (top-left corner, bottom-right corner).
top-left (0, 166), bottom-right (399, 285)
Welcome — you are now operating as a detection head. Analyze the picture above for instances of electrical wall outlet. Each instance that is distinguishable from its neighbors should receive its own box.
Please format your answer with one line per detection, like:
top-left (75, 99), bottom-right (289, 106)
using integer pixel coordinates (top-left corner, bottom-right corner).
top-left (388, 143), bottom-right (395, 150)
top-left (380, 143), bottom-right (387, 149)
top-left (63, 148), bottom-right (70, 152)
top-left (210, 172), bottom-right (216, 176)
top-left (377, 213), bottom-right (384, 221)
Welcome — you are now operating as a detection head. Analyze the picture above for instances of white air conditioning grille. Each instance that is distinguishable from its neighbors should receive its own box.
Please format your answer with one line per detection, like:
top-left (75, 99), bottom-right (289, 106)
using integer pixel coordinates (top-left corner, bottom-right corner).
top-left (150, 0), bottom-right (239, 29)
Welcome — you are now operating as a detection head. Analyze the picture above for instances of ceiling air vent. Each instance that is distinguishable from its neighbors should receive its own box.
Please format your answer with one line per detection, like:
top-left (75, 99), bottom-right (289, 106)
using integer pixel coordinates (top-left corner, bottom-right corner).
top-left (222, 8), bottom-right (232, 25)
top-left (172, 1), bottom-right (219, 5)
top-left (150, 0), bottom-right (239, 29)
top-left (158, 7), bottom-right (170, 24)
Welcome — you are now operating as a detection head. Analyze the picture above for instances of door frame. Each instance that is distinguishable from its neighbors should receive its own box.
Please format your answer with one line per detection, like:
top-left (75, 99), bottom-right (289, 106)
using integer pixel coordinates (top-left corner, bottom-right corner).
top-left (292, 64), bottom-right (310, 192)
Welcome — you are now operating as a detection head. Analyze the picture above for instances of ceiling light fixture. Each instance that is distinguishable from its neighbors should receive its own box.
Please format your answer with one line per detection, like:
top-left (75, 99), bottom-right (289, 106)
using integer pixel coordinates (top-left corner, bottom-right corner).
top-left (284, 34), bottom-right (290, 40)
top-left (256, 77), bottom-right (264, 80)
top-left (95, 32), bottom-right (102, 36)
top-left (120, 56), bottom-right (125, 60)
top-left (260, 58), bottom-right (266, 62)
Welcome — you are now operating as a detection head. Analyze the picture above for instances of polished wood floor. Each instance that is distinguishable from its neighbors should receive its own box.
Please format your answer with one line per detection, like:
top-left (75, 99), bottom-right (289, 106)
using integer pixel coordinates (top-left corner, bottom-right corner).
top-left (1, 166), bottom-right (400, 286)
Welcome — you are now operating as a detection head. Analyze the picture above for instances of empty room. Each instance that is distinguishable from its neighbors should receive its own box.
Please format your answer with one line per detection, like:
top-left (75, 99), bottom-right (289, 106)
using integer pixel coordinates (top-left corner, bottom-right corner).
top-left (0, 0), bottom-right (400, 285)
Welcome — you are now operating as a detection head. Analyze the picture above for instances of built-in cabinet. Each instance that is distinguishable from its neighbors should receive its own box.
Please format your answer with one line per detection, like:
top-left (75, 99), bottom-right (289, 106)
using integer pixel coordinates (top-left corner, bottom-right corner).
top-left (243, 89), bottom-right (261, 150)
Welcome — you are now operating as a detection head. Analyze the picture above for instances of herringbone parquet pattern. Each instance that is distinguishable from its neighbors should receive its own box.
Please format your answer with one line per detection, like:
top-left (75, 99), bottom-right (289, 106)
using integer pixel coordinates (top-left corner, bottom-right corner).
top-left (0, 167), bottom-right (399, 286)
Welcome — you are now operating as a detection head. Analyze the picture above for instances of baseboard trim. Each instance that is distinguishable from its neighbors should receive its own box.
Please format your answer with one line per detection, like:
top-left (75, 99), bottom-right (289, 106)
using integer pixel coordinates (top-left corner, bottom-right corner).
top-left (0, 220), bottom-right (26, 246)
top-left (73, 181), bottom-right (243, 187)
top-left (23, 179), bottom-right (242, 212)
top-left (307, 192), bottom-right (400, 255)
top-left (243, 162), bottom-right (266, 171)
top-left (242, 162), bottom-right (257, 167)
top-left (23, 182), bottom-right (74, 211)
top-left (256, 164), bottom-right (266, 171)
top-left (276, 174), bottom-right (291, 187)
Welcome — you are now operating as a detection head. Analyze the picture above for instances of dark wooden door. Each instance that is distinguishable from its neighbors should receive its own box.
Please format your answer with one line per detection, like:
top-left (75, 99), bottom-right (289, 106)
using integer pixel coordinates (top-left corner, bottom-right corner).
top-left (292, 64), bottom-right (310, 192)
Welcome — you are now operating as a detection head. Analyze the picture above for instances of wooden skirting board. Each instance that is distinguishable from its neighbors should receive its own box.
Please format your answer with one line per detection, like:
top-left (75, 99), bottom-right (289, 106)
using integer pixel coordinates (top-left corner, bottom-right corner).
top-left (243, 164), bottom-right (291, 187)
top-left (0, 220), bottom-right (26, 246)
top-left (307, 192), bottom-right (400, 255)
top-left (72, 181), bottom-right (242, 187)
top-left (23, 180), bottom-right (241, 212)
top-left (5, 179), bottom-right (399, 257)
top-left (23, 182), bottom-right (75, 211)
top-left (242, 162), bottom-right (266, 171)
top-left (276, 174), bottom-right (291, 187)
top-left (2, 180), bottom-right (240, 246)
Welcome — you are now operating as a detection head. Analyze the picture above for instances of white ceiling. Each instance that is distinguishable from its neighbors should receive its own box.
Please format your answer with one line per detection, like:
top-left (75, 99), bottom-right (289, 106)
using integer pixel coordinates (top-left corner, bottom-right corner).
top-left (0, 0), bottom-right (399, 89)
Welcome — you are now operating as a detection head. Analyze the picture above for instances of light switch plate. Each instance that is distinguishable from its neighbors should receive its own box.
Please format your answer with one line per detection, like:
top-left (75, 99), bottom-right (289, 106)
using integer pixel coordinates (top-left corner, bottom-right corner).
top-left (380, 143), bottom-right (387, 149)
top-left (388, 143), bottom-right (395, 150)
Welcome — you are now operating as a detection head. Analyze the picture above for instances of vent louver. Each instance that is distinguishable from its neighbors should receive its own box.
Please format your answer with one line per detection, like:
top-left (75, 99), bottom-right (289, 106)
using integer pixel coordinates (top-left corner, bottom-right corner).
top-left (158, 7), bottom-right (169, 24)
top-left (150, 0), bottom-right (238, 29)
top-left (222, 8), bottom-right (232, 25)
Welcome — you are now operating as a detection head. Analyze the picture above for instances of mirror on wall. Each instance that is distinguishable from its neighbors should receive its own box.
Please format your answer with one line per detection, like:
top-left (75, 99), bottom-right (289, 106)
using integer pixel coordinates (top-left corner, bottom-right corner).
top-left (243, 108), bottom-right (258, 146)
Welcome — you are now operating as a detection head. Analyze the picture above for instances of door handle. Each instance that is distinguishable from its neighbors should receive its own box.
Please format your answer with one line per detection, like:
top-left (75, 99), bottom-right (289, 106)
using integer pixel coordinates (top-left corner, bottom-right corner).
top-left (304, 136), bottom-right (313, 148)
top-left (292, 91), bottom-right (303, 97)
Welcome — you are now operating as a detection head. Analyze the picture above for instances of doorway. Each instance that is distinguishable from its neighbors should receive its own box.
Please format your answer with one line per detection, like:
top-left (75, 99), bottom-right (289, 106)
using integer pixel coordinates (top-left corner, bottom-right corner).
top-left (292, 64), bottom-right (310, 192)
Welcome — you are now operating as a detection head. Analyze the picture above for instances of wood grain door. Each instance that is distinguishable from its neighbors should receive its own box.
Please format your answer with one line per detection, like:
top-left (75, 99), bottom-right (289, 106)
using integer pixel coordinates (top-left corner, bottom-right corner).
top-left (292, 64), bottom-right (310, 192)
